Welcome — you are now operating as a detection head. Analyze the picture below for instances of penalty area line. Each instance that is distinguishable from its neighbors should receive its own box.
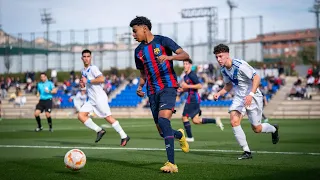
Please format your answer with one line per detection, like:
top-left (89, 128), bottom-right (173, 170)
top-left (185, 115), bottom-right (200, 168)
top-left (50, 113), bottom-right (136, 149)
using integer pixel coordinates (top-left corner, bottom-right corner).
top-left (0, 145), bottom-right (319, 156)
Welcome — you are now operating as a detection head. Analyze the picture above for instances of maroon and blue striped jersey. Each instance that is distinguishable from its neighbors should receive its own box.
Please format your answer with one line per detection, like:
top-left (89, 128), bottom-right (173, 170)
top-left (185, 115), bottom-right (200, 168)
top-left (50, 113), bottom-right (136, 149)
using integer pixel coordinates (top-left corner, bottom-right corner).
top-left (184, 71), bottom-right (201, 104)
top-left (135, 35), bottom-right (180, 95)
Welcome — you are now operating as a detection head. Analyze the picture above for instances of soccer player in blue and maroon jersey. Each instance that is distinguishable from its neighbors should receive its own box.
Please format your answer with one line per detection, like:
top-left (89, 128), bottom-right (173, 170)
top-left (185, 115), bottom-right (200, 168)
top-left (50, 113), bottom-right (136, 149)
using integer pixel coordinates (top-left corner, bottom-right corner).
top-left (130, 16), bottom-right (189, 173)
top-left (178, 59), bottom-right (224, 142)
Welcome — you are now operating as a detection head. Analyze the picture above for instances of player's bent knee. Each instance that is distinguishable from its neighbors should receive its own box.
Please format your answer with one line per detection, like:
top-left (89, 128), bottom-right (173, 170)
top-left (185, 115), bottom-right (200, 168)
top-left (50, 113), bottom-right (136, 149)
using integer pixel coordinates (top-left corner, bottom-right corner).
top-left (105, 115), bottom-right (116, 124)
top-left (78, 112), bottom-right (88, 122)
top-left (182, 117), bottom-right (189, 122)
top-left (230, 118), bottom-right (241, 127)
top-left (251, 125), bottom-right (262, 133)
top-left (158, 110), bottom-right (172, 119)
top-left (192, 118), bottom-right (201, 124)
top-left (230, 112), bottom-right (241, 127)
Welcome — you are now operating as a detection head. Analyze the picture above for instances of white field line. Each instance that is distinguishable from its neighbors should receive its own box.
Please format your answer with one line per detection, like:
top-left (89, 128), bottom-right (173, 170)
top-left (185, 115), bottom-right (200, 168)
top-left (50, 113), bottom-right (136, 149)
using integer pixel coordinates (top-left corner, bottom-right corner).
top-left (0, 145), bottom-right (319, 156)
top-left (0, 124), bottom-right (155, 132)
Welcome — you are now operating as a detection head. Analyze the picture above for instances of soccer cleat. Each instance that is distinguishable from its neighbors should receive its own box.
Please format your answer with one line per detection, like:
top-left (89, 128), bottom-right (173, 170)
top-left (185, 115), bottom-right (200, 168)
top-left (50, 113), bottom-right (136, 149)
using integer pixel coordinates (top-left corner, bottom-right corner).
top-left (215, 117), bottom-right (224, 131)
top-left (186, 137), bottom-right (195, 142)
top-left (35, 127), bottom-right (43, 132)
top-left (178, 128), bottom-right (189, 153)
top-left (238, 151), bottom-right (252, 160)
top-left (160, 161), bottom-right (178, 173)
top-left (272, 124), bottom-right (279, 144)
top-left (95, 129), bottom-right (106, 143)
top-left (120, 136), bottom-right (130, 146)
top-left (49, 128), bottom-right (53, 132)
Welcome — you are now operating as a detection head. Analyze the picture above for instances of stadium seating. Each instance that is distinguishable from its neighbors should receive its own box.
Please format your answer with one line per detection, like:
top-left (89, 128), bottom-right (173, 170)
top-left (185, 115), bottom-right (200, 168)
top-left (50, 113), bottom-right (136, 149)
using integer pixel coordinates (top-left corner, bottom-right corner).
top-left (51, 76), bottom-right (280, 109)
top-left (200, 100), bottom-right (233, 107)
top-left (109, 83), bottom-right (146, 107)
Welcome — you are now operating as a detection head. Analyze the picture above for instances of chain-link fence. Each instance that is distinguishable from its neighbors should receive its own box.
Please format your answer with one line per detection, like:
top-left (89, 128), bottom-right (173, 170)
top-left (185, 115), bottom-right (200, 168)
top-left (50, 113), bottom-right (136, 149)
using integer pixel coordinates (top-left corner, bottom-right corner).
top-left (0, 17), bottom-right (262, 73)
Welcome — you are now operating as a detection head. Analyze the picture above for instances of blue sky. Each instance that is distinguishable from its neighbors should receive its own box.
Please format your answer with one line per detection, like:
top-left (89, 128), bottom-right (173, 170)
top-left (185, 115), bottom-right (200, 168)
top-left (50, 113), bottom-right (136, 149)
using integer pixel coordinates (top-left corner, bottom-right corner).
top-left (0, 0), bottom-right (316, 44)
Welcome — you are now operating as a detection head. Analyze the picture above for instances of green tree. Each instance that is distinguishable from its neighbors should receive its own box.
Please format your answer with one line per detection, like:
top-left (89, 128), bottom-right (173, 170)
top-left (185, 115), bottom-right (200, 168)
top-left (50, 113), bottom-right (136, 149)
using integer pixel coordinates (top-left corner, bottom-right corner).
top-left (298, 46), bottom-right (316, 65)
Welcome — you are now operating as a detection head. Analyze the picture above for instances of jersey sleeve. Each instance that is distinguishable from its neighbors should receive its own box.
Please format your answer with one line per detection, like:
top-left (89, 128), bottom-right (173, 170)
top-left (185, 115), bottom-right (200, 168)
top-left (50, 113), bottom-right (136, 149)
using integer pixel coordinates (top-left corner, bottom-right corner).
top-left (91, 66), bottom-right (103, 78)
top-left (135, 48), bottom-right (144, 70)
top-left (50, 81), bottom-right (55, 89)
top-left (189, 71), bottom-right (200, 84)
top-left (239, 62), bottom-right (257, 80)
top-left (221, 69), bottom-right (231, 84)
top-left (162, 36), bottom-right (181, 53)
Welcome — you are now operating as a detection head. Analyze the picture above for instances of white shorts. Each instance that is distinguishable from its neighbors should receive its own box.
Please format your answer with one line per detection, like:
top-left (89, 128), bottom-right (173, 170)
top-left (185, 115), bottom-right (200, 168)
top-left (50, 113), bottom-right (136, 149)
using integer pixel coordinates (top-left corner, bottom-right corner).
top-left (80, 99), bottom-right (112, 118)
top-left (229, 95), bottom-right (263, 126)
top-left (73, 99), bottom-right (85, 112)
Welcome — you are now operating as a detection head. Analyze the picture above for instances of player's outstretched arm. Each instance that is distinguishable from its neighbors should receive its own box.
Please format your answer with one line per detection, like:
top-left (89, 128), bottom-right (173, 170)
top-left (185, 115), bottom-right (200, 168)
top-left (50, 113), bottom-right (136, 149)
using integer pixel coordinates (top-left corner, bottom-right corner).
top-left (214, 82), bottom-right (233, 100)
top-left (181, 82), bottom-right (202, 90)
top-left (178, 80), bottom-right (189, 92)
top-left (158, 48), bottom-right (190, 63)
top-left (170, 48), bottom-right (190, 61)
top-left (250, 74), bottom-right (261, 94)
top-left (244, 74), bottom-right (260, 107)
top-left (50, 87), bottom-right (58, 94)
top-left (82, 75), bottom-right (105, 84)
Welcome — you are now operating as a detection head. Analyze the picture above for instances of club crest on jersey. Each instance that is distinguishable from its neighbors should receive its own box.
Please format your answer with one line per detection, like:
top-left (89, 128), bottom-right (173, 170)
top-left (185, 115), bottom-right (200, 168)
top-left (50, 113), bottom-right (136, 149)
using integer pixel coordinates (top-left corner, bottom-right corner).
top-left (154, 48), bottom-right (160, 55)
top-left (186, 79), bottom-right (190, 83)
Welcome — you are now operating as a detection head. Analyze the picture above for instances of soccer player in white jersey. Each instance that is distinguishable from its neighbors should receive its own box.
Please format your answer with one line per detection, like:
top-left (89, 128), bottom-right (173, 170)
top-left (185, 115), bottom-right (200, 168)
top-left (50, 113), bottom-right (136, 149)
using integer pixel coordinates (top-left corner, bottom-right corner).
top-left (213, 44), bottom-right (279, 159)
top-left (78, 49), bottom-right (130, 146)
top-left (73, 90), bottom-right (87, 114)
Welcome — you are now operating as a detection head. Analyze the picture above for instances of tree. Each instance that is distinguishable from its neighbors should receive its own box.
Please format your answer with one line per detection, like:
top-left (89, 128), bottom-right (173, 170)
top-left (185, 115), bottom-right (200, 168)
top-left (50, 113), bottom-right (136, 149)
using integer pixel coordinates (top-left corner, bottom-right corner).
top-left (298, 46), bottom-right (316, 65)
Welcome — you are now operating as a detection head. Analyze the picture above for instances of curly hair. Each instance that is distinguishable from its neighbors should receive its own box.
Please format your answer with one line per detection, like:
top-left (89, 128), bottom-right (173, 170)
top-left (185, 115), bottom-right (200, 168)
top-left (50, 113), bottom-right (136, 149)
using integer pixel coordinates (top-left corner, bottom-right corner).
top-left (129, 16), bottom-right (152, 30)
top-left (213, 44), bottom-right (229, 54)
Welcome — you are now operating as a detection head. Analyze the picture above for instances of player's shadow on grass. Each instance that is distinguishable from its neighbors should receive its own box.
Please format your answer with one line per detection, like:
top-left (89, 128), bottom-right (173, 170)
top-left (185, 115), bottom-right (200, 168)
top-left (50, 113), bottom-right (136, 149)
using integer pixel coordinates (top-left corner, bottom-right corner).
top-left (55, 170), bottom-right (82, 175)
top-left (188, 151), bottom-right (237, 159)
top-left (138, 136), bottom-right (163, 141)
top-left (37, 140), bottom-right (100, 146)
top-left (89, 157), bottom-right (159, 171)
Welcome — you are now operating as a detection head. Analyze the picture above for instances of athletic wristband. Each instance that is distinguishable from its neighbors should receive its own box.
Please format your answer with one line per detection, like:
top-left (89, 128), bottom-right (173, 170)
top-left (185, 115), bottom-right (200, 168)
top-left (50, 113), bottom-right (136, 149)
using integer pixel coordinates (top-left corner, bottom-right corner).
top-left (80, 87), bottom-right (86, 90)
top-left (249, 92), bottom-right (255, 97)
top-left (87, 79), bottom-right (91, 84)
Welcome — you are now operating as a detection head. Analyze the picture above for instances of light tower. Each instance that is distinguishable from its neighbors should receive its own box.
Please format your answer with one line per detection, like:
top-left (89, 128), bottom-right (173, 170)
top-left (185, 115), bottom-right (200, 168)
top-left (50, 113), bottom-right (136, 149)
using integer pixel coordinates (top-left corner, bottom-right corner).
top-left (40, 8), bottom-right (55, 70)
top-left (227, 0), bottom-right (237, 43)
top-left (181, 7), bottom-right (218, 61)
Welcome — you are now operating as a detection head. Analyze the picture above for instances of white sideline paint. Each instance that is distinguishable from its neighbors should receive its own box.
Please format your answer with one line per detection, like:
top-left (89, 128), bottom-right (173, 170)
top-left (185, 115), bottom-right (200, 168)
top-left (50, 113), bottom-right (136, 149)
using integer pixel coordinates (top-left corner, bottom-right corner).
top-left (0, 145), bottom-right (319, 156)
top-left (0, 124), bottom-right (156, 132)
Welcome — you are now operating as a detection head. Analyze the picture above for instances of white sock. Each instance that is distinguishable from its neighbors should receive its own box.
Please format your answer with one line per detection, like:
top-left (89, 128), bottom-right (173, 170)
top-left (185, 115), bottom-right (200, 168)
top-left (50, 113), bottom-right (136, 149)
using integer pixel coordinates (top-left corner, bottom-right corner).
top-left (232, 125), bottom-right (250, 152)
top-left (261, 123), bottom-right (276, 133)
top-left (112, 121), bottom-right (127, 139)
top-left (84, 118), bottom-right (102, 133)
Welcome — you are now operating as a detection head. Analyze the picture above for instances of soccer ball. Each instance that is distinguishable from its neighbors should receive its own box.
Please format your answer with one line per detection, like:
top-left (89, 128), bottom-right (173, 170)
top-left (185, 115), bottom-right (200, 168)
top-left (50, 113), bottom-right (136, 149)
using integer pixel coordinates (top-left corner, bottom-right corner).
top-left (64, 149), bottom-right (86, 170)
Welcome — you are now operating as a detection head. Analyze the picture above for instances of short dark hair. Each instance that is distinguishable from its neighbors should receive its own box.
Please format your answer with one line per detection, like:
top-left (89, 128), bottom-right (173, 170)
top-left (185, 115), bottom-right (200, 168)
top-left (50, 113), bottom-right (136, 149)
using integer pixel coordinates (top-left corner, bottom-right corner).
top-left (213, 44), bottom-right (229, 54)
top-left (184, 59), bottom-right (193, 64)
top-left (82, 49), bottom-right (91, 55)
top-left (40, 72), bottom-right (47, 76)
top-left (129, 16), bottom-right (152, 30)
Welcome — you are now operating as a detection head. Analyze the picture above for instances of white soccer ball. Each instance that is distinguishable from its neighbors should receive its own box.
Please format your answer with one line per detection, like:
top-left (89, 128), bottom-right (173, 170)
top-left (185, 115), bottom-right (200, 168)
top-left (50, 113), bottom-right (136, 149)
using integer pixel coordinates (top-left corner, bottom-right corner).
top-left (64, 149), bottom-right (86, 170)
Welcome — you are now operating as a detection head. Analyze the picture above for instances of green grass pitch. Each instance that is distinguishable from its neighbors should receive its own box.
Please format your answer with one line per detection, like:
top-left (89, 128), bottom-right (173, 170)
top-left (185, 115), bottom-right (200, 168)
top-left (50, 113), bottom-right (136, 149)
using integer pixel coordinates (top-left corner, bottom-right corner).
top-left (0, 118), bottom-right (320, 180)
